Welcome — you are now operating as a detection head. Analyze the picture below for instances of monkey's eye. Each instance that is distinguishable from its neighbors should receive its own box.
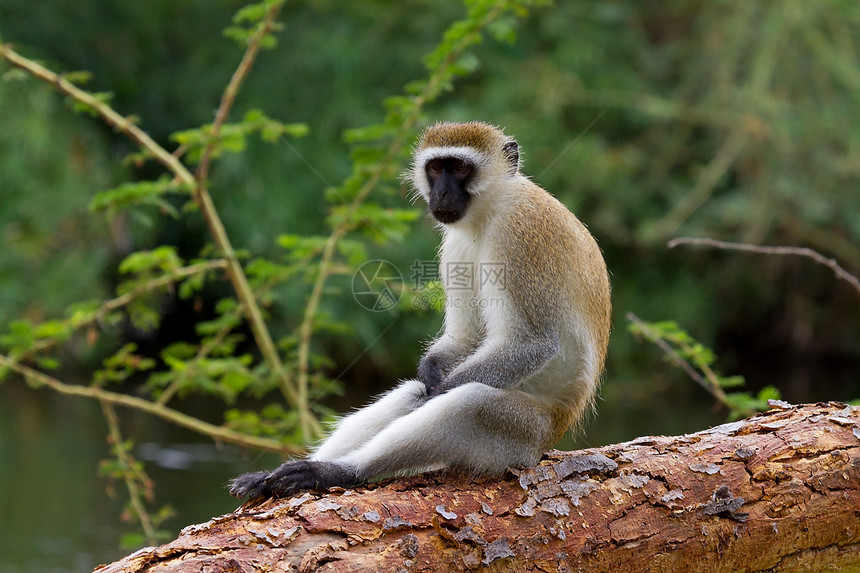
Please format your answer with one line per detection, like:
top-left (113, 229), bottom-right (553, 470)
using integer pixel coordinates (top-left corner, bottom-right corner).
top-left (426, 159), bottom-right (444, 175)
top-left (453, 160), bottom-right (472, 178)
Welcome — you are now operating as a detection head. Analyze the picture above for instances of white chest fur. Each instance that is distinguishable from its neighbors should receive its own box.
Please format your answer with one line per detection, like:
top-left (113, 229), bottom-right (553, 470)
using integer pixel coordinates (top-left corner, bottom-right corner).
top-left (439, 225), bottom-right (511, 343)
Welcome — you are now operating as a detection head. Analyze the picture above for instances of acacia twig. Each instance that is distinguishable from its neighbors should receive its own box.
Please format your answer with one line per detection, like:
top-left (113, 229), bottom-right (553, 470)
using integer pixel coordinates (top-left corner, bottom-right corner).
top-left (101, 401), bottom-right (159, 545)
top-left (626, 312), bottom-right (730, 405)
top-left (195, 1), bottom-right (284, 184)
top-left (668, 237), bottom-right (860, 295)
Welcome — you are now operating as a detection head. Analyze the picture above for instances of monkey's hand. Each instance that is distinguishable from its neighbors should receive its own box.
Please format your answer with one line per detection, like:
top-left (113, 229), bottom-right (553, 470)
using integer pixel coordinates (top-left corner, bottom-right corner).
top-left (417, 353), bottom-right (446, 395)
top-left (229, 460), bottom-right (360, 500)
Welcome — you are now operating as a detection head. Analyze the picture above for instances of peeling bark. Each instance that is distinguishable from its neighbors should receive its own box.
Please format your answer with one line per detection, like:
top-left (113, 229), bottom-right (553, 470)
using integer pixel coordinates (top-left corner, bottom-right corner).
top-left (95, 402), bottom-right (860, 572)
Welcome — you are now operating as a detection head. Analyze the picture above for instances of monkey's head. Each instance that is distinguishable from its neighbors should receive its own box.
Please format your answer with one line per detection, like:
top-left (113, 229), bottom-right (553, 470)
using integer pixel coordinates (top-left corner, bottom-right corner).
top-left (409, 122), bottom-right (519, 225)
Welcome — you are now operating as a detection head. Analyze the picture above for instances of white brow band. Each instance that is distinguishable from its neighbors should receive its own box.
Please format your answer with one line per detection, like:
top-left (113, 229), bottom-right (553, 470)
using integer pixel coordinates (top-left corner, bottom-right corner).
top-left (413, 146), bottom-right (488, 169)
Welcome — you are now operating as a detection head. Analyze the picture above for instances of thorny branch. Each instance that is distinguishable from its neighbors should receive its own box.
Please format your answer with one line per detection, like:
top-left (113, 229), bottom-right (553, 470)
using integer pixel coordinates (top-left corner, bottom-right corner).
top-left (195, 1), bottom-right (284, 185)
top-left (626, 312), bottom-right (731, 406)
top-left (101, 401), bottom-right (159, 545)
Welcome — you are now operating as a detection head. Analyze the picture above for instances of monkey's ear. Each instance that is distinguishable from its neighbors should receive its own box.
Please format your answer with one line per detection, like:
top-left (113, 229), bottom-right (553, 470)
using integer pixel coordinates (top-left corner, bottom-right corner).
top-left (502, 140), bottom-right (519, 174)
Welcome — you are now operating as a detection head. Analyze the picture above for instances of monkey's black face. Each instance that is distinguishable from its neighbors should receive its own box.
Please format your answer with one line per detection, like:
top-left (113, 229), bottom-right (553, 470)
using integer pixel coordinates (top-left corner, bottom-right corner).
top-left (425, 157), bottom-right (473, 224)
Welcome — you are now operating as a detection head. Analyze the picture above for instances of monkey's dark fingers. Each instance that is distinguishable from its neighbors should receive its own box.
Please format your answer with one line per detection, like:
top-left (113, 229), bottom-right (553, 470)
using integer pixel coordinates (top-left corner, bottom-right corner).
top-left (426, 385), bottom-right (443, 398)
top-left (426, 379), bottom-right (455, 398)
top-left (417, 355), bottom-right (444, 393)
top-left (229, 470), bottom-right (272, 500)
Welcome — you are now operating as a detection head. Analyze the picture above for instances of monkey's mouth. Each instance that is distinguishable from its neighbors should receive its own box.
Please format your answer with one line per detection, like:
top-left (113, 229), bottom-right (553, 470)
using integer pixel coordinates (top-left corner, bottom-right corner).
top-left (431, 208), bottom-right (465, 224)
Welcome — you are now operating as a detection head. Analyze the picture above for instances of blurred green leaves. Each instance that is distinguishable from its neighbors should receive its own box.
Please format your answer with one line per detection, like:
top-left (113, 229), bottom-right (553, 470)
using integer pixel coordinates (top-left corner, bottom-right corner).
top-left (90, 177), bottom-right (188, 218)
top-left (0, 77), bottom-right (116, 328)
top-left (171, 109), bottom-right (308, 164)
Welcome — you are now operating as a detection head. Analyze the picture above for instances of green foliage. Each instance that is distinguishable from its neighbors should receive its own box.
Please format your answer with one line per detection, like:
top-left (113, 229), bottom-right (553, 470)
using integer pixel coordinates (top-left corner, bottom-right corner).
top-left (632, 320), bottom-right (730, 383)
top-left (171, 109), bottom-right (308, 164)
top-left (223, 0), bottom-right (285, 49)
top-left (328, 204), bottom-right (420, 244)
top-left (93, 343), bottom-right (156, 386)
top-left (118, 246), bottom-right (184, 277)
top-left (116, 247), bottom-right (184, 332)
top-left (90, 177), bottom-right (187, 218)
top-left (225, 403), bottom-right (299, 439)
top-left (723, 386), bottom-right (783, 422)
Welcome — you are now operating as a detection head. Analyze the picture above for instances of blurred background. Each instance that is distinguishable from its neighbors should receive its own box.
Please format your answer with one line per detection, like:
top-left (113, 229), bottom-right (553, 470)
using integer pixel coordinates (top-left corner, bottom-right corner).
top-left (0, 0), bottom-right (858, 570)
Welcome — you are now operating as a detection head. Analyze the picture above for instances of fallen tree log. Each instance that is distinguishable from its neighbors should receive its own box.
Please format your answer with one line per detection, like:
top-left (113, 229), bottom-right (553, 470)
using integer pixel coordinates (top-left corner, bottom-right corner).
top-left (95, 402), bottom-right (860, 572)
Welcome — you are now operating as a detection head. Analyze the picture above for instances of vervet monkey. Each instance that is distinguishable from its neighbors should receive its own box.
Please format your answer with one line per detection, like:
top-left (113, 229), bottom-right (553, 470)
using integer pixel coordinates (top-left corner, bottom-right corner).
top-left (230, 121), bottom-right (611, 500)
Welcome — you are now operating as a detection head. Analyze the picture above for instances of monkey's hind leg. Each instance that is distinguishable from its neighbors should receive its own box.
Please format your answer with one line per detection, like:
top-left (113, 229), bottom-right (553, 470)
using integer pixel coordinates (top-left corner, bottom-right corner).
top-left (311, 379), bottom-right (427, 461)
top-left (232, 383), bottom-right (551, 500)
top-left (337, 382), bottom-right (553, 480)
top-left (231, 382), bottom-right (554, 500)
top-left (229, 379), bottom-right (427, 500)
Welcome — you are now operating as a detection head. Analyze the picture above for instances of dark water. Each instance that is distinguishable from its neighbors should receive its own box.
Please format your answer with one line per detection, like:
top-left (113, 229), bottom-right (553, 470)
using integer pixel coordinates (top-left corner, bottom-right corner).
top-left (0, 383), bottom-right (283, 572)
top-left (0, 377), bottom-right (721, 572)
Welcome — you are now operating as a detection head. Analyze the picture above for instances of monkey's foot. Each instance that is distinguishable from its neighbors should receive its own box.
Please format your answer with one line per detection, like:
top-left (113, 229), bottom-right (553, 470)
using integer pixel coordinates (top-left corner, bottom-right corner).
top-left (229, 460), bottom-right (361, 500)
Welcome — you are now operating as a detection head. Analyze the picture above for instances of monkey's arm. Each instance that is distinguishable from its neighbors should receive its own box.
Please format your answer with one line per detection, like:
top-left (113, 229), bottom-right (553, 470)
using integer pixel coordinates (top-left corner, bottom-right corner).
top-left (429, 331), bottom-right (560, 397)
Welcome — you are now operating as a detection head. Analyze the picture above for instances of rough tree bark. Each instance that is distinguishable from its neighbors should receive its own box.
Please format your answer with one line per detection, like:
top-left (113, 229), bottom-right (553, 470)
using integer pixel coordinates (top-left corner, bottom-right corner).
top-left (95, 402), bottom-right (860, 572)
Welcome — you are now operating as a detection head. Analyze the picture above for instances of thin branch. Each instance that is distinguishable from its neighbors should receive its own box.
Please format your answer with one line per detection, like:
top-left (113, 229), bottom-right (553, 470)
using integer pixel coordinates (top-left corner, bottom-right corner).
top-left (189, 5), bottom-right (294, 416)
top-left (0, 355), bottom-right (299, 455)
top-left (667, 237), bottom-right (860, 295)
top-left (793, 219), bottom-right (860, 273)
top-left (104, 260), bottom-right (228, 317)
top-left (195, 1), bottom-right (284, 184)
top-left (626, 312), bottom-right (730, 405)
top-left (101, 401), bottom-right (158, 545)
top-left (0, 45), bottom-right (195, 188)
